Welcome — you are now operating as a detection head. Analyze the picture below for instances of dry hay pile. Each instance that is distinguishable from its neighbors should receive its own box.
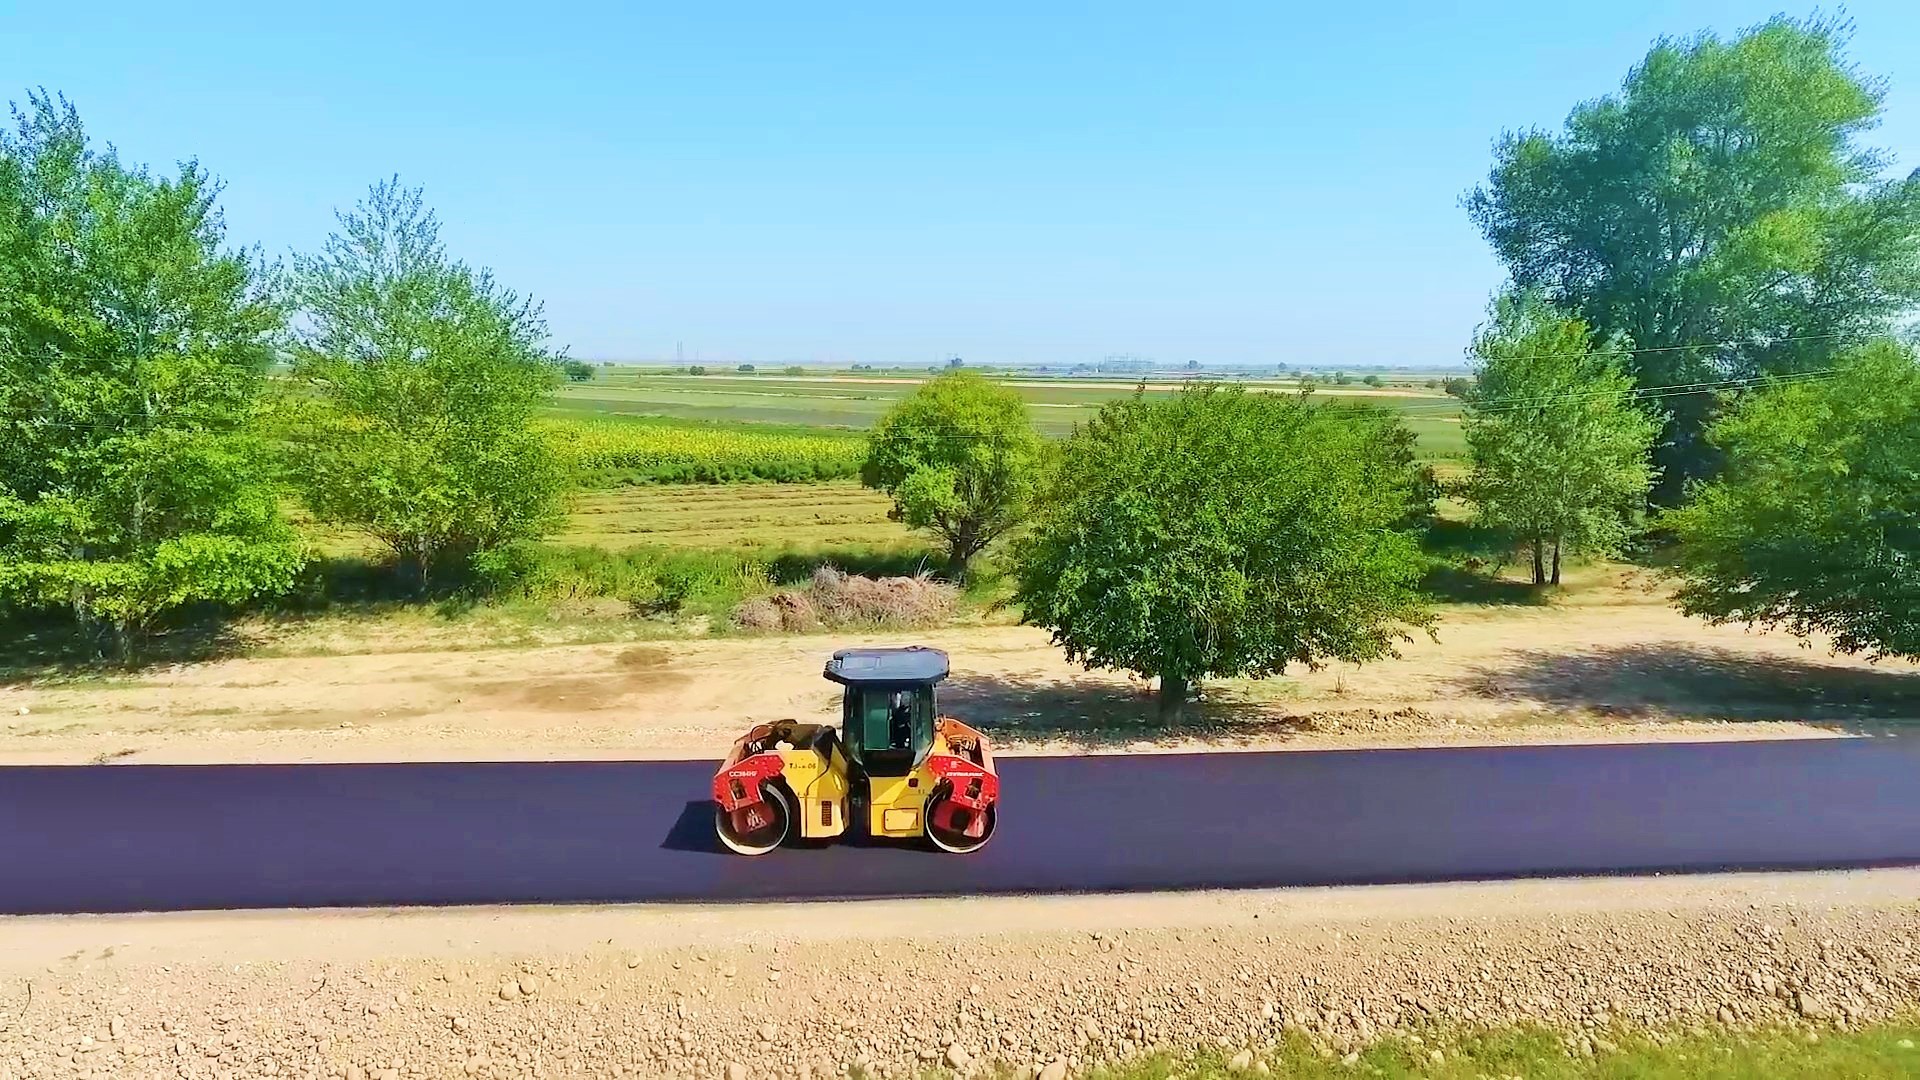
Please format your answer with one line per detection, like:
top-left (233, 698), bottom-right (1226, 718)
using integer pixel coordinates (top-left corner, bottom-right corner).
top-left (733, 566), bottom-right (958, 631)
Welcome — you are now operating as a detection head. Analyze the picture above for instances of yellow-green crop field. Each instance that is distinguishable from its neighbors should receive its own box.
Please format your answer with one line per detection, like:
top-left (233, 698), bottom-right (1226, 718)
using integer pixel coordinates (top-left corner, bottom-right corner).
top-left (551, 371), bottom-right (1468, 462)
top-left (556, 481), bottom-right (913, 553)
top-left (544, 416), bottom-right (865, 483)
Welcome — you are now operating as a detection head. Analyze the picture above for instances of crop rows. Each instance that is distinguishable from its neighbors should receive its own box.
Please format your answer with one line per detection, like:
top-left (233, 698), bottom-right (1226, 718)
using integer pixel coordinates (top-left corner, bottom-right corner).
top-left (544, 417), bottom-right (866, 484)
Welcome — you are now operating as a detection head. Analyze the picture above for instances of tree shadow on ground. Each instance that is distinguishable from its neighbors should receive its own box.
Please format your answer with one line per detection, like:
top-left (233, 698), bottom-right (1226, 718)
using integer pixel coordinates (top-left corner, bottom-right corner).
top-left (766, 548), bottom-right (942, 586)
top-left (941, 672), bottom-right (1320, 750)
top-left (0, 557), bottom-right (437, 684)
top-left (0, 609), bottom-right (251, 686)
top-left (268, 556), bottom-right (474, 613)
top-left (1452, 642), bottom-right (1920, 729)
top-left (1417, 519), bottom-right (1547, 607)
top-left (1420, 563), bottom-right (1549, 607)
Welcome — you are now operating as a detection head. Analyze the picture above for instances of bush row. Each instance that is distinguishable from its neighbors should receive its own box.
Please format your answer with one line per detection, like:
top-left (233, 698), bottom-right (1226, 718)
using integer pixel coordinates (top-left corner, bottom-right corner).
top-left (464, 543), bottom-right (956, 627)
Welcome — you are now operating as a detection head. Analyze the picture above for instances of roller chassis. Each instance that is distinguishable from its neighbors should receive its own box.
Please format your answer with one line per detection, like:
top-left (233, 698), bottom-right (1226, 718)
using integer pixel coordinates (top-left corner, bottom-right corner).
top-left (712, 647), bottom-right (1000, 855)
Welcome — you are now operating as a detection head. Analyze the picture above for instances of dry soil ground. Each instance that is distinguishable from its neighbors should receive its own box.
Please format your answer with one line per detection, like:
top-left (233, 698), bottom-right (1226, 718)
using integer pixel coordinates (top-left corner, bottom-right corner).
top-left (2, 566), bottom-right (1916, 766)
top-left (2, 870), bottom-right (1917, 1080)
top-left (6, 569), bottom-right (1920, 1079)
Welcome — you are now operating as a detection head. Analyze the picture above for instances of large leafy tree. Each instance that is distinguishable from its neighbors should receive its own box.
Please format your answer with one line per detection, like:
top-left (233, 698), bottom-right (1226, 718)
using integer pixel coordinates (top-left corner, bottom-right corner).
top-left (0, 93), bottom-right (304, 656)
top-left (283, 179), bottom-right (565, 587)
top-left (860, 370), bottom-right (1044, 580)
top-left (1013, 386), bottom-right (1431, 722)
top-left (1467, 16), bottom-right (1920, 499)
top-left (1461, 296), bottom-right (1661, 585)
top-left (1665, 341), bottom-right (1920, 659)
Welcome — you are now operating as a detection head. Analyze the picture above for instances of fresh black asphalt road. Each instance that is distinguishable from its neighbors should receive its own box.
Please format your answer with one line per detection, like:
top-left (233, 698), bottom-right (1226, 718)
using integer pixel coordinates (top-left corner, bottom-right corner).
top-left (3, 738), bottom-right (1919, 915)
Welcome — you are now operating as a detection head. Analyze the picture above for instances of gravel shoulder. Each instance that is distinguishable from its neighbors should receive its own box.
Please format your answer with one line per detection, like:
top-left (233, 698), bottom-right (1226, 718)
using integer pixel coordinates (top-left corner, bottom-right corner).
top-left (4, 564), bottom-right (1916, 767)
top-left (3, 870), bottom-right (1918, 1078)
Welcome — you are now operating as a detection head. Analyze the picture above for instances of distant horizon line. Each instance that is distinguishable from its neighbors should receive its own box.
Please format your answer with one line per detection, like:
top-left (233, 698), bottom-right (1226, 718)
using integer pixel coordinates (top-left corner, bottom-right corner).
top-left (569, 357), bottom-right (1473, 373)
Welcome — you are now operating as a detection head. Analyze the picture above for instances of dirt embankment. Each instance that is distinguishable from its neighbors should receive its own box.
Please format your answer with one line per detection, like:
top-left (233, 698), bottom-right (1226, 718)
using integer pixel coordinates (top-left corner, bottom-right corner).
top-left (2, 871), bottom-right (1917, 1080)
top-left (2, 566), bottom-right (1916, 766)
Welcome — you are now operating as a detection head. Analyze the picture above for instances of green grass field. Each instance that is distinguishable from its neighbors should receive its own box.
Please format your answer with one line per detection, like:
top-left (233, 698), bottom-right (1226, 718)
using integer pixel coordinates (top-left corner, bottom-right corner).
top-left (297, 372), bottom-right (1464, 576)
top-left (552, 371), bottom-right (1466, 460)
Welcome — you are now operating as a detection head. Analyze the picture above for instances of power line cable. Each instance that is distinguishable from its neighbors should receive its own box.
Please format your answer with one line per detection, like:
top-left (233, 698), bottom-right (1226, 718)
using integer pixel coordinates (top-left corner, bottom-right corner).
top-left (1423, 368), bottom-right (1841, 417)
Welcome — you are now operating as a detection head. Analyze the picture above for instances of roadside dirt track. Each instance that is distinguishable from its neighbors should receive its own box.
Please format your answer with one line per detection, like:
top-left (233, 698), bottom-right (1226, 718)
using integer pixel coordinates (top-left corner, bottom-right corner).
top-left (3, 566), bottom-right (1915, 767)
top-left (3, 871), bottom-right (1917, 1079)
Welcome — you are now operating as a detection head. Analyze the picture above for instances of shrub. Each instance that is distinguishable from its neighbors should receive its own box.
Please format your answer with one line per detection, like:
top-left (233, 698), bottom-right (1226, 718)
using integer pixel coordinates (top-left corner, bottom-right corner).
top-left (474, 544), bottom-right (769, 615)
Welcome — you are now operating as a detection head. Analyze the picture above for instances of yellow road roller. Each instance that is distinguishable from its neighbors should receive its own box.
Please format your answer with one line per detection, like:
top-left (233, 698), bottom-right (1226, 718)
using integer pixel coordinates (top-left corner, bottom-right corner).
top-left (712, 646), bottom-right (999, 855)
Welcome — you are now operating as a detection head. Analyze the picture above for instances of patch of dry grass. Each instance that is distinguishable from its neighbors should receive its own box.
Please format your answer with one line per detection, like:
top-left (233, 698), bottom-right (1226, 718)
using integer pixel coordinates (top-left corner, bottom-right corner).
top-left (556, 481), bottom-right (914, 551)
top-left (734, 565), bottom-right (959, 631)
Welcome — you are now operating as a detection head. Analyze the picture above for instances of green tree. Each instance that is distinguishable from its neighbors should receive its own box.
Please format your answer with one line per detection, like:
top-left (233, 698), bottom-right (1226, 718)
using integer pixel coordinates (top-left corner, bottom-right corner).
top-left (1461, 297), bottom-right (1661, 586)
top-left (1467, 16), bottom-right (1920, 499)
top-left (1666, 341), bottom-right (1920, 658)
top-left (1013, 387), bottom-right (1431, 722)
top-left (282, 179), bottom-right (564, 587)
top-left (0, 93), bottom-right (304, 657)
top-left (860, 371), bottom-right (1043, 580)
top-left (560, 359), bottom-right (595, 382)
top-left (1361, 374), bottom-right (1384, 387)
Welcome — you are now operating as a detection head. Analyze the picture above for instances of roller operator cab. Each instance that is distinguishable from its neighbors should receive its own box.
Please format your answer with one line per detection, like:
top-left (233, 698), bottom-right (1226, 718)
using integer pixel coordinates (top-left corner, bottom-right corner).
top-left (712, 646), bottom-right (999, 855)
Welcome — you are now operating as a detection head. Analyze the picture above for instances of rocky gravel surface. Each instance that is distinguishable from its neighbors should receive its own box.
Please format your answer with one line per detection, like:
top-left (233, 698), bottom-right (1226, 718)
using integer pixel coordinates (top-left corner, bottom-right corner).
top-left (1, 875), bottom-right (1918, 1080)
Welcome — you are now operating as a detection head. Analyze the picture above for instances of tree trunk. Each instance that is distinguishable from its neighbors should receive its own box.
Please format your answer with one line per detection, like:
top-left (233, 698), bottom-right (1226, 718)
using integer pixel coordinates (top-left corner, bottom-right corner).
top-left (1530, 538), bottom-right (1546, 586)
top-left (944, 546), bottom-right (972, 583)
top-left (1550, 538), bottom-right (1563, 586)
top-left (944, 528), bottom-right (980, 583)
top-left (1156, 675), bottom-right (1189, 725)
top-left (398, 543), bottom-right (432, 597)
top-left (112, 620), bottom-right (135, 667)
top-left (70, 586), bottom-right (103, 659)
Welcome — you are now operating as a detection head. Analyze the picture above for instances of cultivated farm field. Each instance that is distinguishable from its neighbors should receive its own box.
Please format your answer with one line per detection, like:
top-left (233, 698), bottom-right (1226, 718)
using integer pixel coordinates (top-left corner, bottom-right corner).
top-left (551, 370), bottom-right (1469, 461)
top-left (546, 414), bottom-right (865, 483)
top-left (556, 481), bottom-right (910, 552)
top-left (509, 371), bottom-right (1466, 573)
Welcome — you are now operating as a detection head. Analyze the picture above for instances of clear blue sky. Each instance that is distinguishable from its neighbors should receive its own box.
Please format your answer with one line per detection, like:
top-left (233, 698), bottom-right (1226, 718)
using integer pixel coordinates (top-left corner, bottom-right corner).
top-left (4, 2), bottom-right (1918, 368)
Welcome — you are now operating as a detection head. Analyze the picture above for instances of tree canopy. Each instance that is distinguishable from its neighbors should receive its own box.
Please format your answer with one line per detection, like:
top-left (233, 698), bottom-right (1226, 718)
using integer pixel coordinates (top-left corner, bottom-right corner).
top-left (1665, 340), bottom-right (1920, 659)
top-left (1467, 16), bottom-right (1920, 498)
top-left (0, 93), bottom-right (304, 655)
top-left (1461, 296), bottom-right (1661, 584)
top-left (282, 178), bottom-right (565, 586)
top-left (1012, 386), bottom-right (1431, 722)
top-left (860, 371), bottom-right (1044, 579)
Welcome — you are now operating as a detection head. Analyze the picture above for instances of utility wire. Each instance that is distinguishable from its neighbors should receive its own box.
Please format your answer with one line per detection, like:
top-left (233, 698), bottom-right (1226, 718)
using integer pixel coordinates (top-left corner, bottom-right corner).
top-left (1417, 368), bottom-right (1841, 417)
